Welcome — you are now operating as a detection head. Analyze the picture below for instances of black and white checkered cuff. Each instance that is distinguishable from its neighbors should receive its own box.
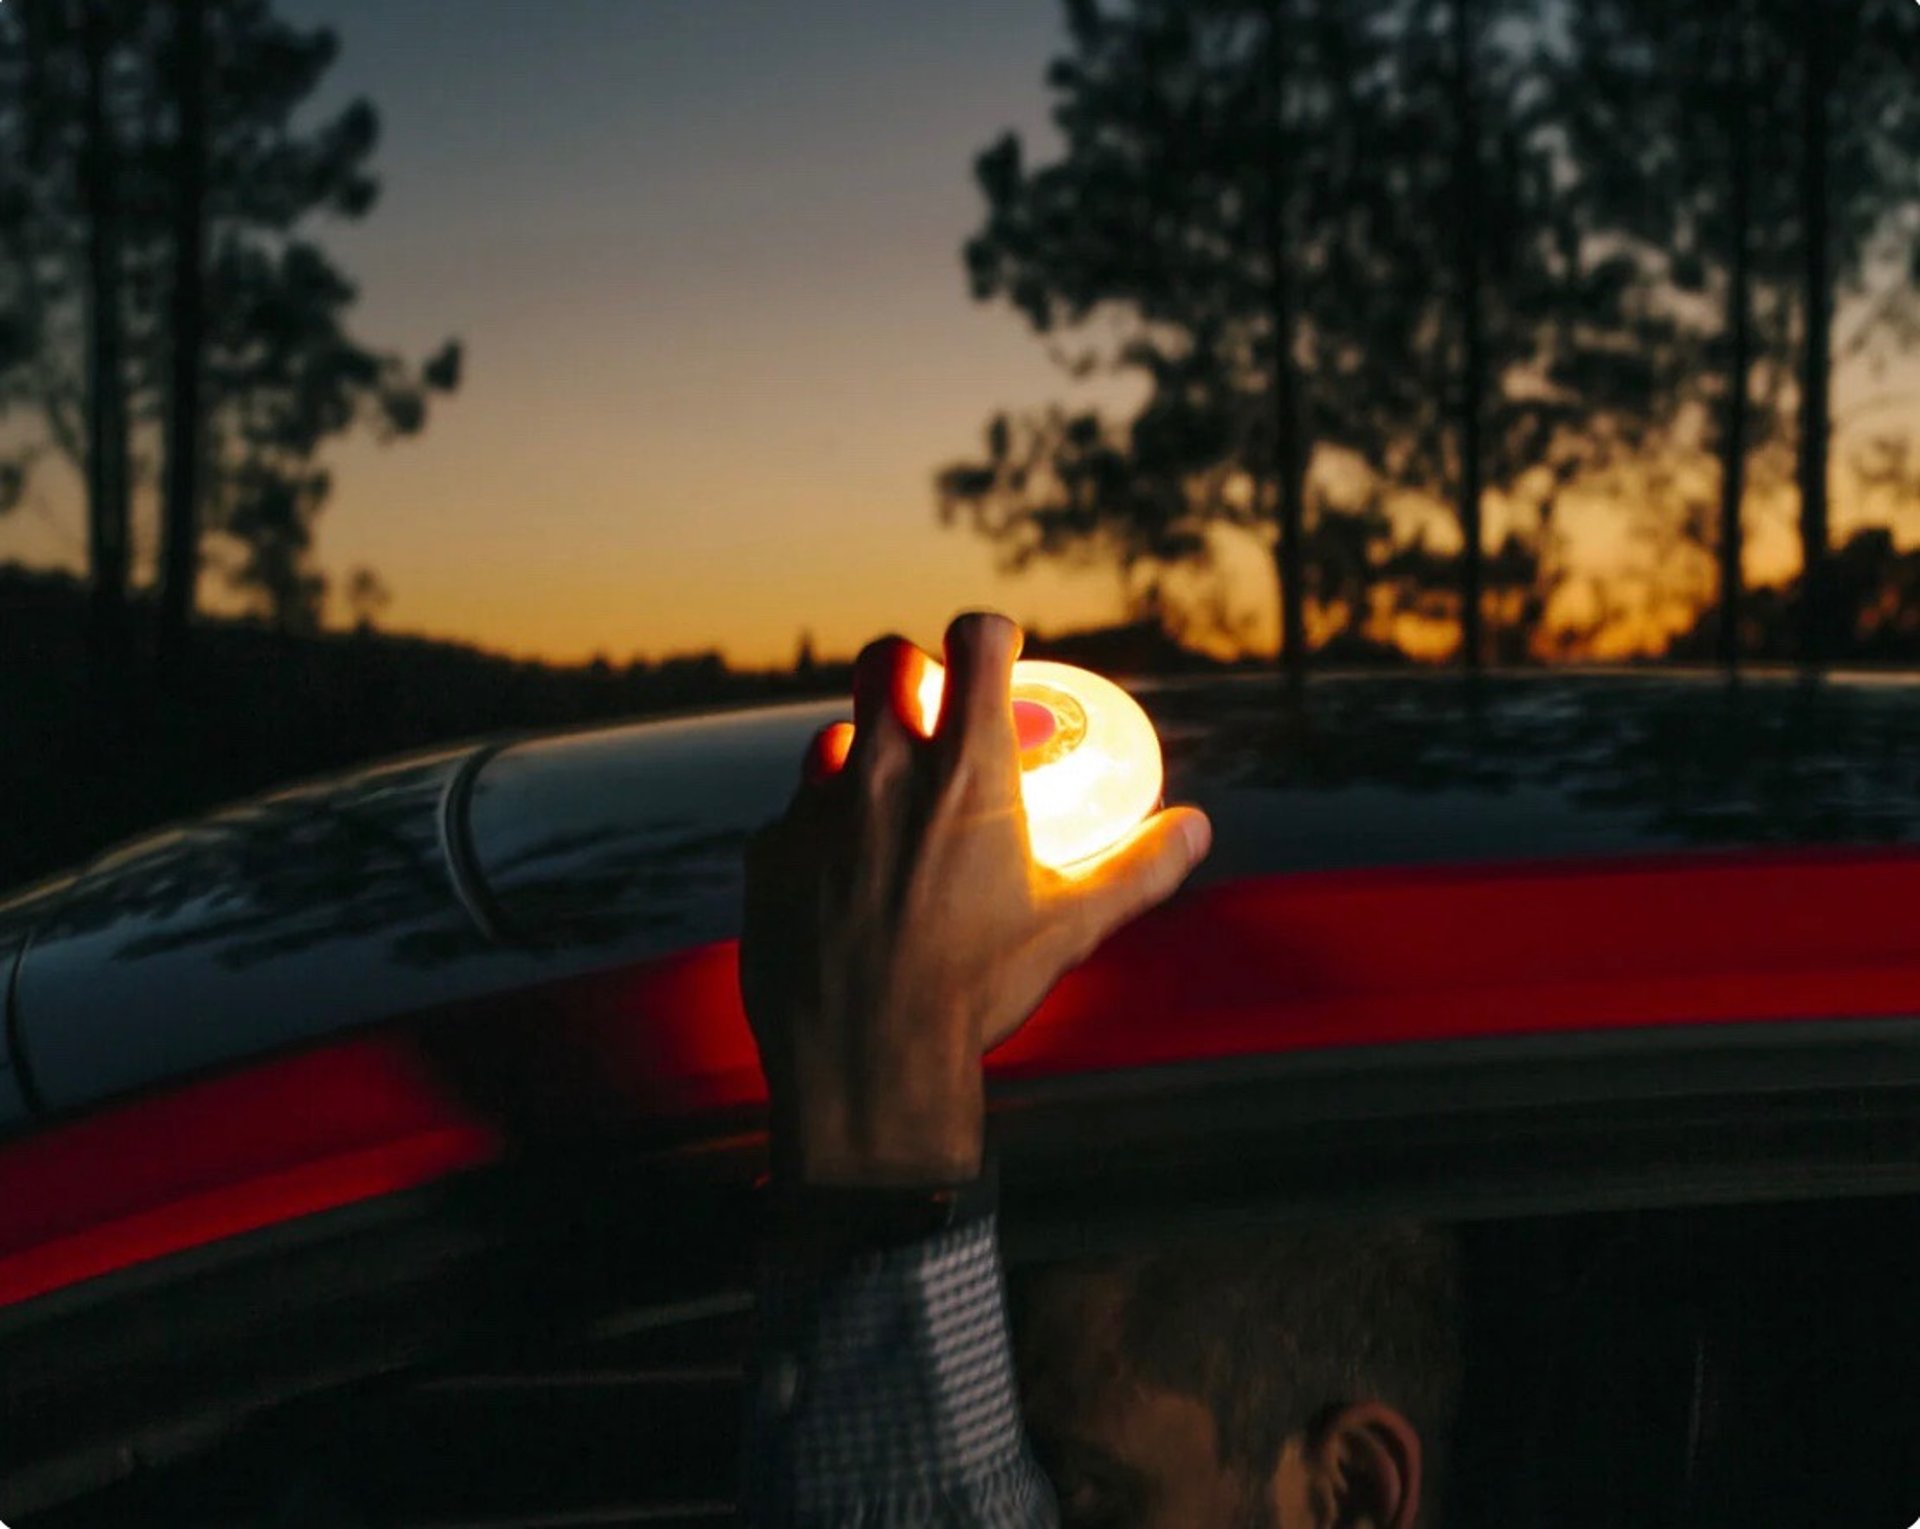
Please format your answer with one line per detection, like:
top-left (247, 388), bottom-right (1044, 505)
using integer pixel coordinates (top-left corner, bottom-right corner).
top-left (742, 1213), bottom-right (1058, 1526)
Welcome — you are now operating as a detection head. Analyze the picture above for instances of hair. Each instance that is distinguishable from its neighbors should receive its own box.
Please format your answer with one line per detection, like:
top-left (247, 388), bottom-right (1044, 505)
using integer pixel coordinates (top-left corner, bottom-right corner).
top-left (1013, 1220), bottom-right (1462, 1520)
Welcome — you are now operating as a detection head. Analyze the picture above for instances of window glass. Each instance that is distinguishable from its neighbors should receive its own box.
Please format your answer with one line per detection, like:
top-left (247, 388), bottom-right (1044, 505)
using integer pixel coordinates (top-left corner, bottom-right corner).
top-left (1007, 1195), bottom-right (1920, 1529)
top-left (15, 1196), bottom-right (1917, 1528)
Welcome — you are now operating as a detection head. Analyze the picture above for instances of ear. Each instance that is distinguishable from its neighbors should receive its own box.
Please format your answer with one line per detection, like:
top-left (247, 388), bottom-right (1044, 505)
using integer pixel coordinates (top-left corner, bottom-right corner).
top-left (1294, 1402), bottom-right (1423, 1529)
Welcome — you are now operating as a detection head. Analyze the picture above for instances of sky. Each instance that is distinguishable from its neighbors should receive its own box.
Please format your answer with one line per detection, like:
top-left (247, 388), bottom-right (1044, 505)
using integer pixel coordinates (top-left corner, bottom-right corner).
top-left (0, 1), bottom-right (1909, 667)
top-left (3, 0), bottom-right (1146, 667)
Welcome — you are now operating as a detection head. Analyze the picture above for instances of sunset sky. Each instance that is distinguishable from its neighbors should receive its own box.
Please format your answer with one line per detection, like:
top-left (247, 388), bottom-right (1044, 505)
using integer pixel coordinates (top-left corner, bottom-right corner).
top-left (0, 0), bottom-right (1907, 667)
top-left (6, 0), bottom-right (1147, 667)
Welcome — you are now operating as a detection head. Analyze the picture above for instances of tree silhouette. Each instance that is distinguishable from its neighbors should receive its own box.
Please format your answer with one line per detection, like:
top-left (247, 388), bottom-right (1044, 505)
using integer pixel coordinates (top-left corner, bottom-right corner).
top-left (1792, 1), bottom-right (1920, 666)
top-left (0, 0), bottom-right (461, 656)
top-left (0, 0), bottom-right (137, 687)
top-left (159, 0), bottom-right (207, 682)
top-left (946, 0), bottom-right (1435, 684)
top-left (1370, 0), bottom-right (1670, 664)
top-left (943, 0), bottom-right (1683, 672)
top-left (1565, 0), bottom-right (1803, 669)
top-left (345, 564), bottom-right (392, 632)
top-left (1576, 0), bottom-right (1920, 668)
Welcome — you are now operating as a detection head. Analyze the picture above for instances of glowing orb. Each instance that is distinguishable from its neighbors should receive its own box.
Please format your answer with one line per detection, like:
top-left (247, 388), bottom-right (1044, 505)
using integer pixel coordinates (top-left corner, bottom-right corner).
top-left (913, 659), bottom-right (1163, 870)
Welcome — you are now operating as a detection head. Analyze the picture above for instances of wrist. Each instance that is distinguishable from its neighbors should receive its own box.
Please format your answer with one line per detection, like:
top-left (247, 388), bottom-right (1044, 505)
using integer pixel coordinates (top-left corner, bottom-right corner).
top-left (772, 1080), bottom-right (984, 1189)
top-left (777, 1119), bottom-right (984, 1189)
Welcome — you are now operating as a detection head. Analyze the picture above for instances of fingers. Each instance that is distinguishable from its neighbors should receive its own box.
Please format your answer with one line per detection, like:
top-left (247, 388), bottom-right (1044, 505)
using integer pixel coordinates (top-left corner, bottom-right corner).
top-left (852, 633), bottom-right (925, 745)
top-left (801, 720), bottom-right (855, 788)
top-left (1051, 806), bottom-right (1212, 965)
top-left (936, 610), bottom-right (1022, 768)
top-left (849, 634), bottom-right (931, 771)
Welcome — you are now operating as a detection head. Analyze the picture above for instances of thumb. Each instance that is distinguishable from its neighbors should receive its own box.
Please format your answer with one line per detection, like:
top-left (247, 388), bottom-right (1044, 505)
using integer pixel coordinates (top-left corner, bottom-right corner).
top-left (1052, 806), bottom-right (1212, 966)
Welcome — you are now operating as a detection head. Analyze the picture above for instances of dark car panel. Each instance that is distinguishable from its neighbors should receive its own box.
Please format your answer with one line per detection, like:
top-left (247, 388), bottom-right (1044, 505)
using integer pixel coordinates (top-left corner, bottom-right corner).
top-left (5, 1059), bottom-right (1919, 1526)
top-left (460, 669), bottom-right (1920, 948)
top-left (462, 699), bottom-right (836, 953)
top-left (7, 748), bottom-right (512, 1113)
top-left (469, 670), bottom-right (1920, 959)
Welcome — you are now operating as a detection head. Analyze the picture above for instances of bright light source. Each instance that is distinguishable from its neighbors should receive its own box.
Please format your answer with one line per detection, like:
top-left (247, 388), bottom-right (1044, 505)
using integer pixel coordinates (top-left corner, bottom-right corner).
top-left (916, 659), bottom-right (1163, 869)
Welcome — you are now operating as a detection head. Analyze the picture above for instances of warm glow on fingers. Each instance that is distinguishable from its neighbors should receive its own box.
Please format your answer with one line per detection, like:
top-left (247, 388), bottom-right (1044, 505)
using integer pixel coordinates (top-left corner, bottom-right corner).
top-left (908, 659), bottom-right (1163, 870)
top-left (817, 720), bottom-right (855, 776)
top-left (914, 661), bottom-right (944, 738)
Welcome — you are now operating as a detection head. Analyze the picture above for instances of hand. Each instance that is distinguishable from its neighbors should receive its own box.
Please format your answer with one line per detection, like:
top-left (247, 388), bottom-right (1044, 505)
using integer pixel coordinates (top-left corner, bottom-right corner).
top-left (740, 611), bottom-right (1212, 1189)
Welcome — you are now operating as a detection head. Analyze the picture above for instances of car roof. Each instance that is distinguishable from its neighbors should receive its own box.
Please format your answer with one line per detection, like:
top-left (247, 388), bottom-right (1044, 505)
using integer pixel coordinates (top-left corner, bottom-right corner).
top-left (8, 667), bottom-right (1920, 1118)
top-left (460, 665), bottom-right (1920, 946)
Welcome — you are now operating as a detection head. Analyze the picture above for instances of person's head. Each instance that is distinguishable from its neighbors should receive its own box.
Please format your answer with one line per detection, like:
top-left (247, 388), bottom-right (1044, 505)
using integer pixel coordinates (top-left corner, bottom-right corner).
top-left (1012, 1221), bottom-right (1460, 1529)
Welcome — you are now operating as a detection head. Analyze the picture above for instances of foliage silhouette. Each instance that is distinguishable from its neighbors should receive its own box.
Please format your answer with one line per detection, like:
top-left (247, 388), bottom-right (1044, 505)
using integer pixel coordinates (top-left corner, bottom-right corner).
top-left (942, 0), bottom-right (1920, 669)
top-left (0, 0), bottom-right (461, 645)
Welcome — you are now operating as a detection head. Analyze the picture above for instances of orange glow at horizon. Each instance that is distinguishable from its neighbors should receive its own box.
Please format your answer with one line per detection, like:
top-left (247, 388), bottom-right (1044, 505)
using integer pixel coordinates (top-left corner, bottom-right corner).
top-left (0, 0), bottom-right (1911, 673)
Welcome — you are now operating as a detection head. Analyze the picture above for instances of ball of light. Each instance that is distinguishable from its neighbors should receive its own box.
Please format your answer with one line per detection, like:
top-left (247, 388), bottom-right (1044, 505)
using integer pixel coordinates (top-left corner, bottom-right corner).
top-left (914, 658), bottom-right (1163, 870)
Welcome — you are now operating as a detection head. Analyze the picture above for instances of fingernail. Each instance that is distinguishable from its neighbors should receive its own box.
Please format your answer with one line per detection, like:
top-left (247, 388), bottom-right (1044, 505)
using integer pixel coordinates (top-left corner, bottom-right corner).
top-left (1181, 811), bottom-right (1213, 863)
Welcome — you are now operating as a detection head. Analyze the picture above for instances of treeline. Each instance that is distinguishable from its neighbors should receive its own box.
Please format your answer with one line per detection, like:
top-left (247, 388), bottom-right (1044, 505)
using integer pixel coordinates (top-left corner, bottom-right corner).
top-left (940, 0), bottom-right (1920, 673)
top-left (0, 0), bottom-right (459, 689)
top-left (0, 564), bottom-right (789, 888)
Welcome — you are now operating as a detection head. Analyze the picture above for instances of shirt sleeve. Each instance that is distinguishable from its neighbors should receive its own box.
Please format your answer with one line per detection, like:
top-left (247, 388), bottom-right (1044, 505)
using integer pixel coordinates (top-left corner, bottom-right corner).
top-left (740, 1212), bottom-right (1060, 1527)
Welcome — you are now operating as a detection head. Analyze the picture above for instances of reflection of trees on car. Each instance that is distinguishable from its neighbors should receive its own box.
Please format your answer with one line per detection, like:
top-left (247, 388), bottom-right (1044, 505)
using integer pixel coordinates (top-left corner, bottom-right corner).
top-left (23, 753), bottom-right (487, 970)
top-left (1156, 673), bottom-right (1920, 868)
top-left (29, 673), bottom-right (1920, 976)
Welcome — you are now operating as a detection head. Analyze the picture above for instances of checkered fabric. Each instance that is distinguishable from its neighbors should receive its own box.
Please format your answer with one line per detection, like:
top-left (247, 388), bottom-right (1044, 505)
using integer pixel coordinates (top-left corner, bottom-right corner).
top-left (741, 1213), bottom-right (1060, 1526)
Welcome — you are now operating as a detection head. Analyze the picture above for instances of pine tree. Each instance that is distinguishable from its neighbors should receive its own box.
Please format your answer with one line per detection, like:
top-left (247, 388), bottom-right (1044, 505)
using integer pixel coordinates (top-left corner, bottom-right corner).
top-left (0, 0), bottom-right (462, 661)
top-left (945, 0), bottom-right (1421, 682)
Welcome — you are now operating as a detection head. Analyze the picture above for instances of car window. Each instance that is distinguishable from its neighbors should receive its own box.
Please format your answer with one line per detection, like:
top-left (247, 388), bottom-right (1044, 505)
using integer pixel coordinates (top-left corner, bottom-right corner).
top-left (6, 1022), bottom-right (1917, 1528)
top-left (18, 1193), bottom-right (1915, 1529)
top-left (1009, 1194), bottom-right (1920, 1529)
top-left (12, 1288), bottom-right (751, 1529)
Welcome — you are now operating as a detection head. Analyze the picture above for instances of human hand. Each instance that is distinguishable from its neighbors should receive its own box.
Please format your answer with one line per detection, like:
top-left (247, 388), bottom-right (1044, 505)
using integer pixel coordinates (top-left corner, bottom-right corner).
top-left (740, 611), bottom-right (1212, 1189)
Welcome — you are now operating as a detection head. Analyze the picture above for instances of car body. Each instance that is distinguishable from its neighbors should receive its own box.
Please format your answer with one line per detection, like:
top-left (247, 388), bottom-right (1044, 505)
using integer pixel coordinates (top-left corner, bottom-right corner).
top-left (4, 670), bottom-right (1920, 1526)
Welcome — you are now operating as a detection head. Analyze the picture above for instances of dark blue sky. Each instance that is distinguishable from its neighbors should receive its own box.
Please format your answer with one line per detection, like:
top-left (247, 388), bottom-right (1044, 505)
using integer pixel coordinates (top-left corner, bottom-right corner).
top-left (7, 0), bottom-right (1150, 663)
top-left (274, 0), bottom-right (1139, 664)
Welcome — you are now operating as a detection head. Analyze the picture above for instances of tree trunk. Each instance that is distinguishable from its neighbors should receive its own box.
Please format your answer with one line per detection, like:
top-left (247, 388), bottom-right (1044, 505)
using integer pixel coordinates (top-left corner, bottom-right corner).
top-left (80, 0), bottom-right (131, 691)
top-left (159, 0), bottom-right (209, 690)
top-left (1717, 4), bottom-right (1752, 674)
top-left (1796, 0), bottom-right (1832, 669)
top-left (1450, 0), bottom-right (1486, 671)
top-left (1265, 0), bottom-right (1307, 688)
